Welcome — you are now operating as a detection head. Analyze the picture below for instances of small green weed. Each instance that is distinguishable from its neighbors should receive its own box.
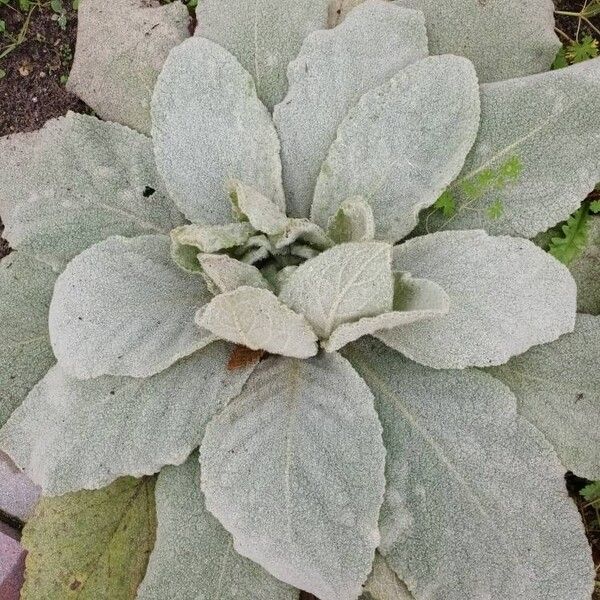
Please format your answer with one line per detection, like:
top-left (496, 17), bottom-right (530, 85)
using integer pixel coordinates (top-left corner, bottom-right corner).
top-left (554, 1), bottom-right (600, 67)
top-left (546, 185), bottom-right (600, 265)
top-left (0, 0), bottom-right (73, 63)
top-left (427, 154), bottom-right (522, 230)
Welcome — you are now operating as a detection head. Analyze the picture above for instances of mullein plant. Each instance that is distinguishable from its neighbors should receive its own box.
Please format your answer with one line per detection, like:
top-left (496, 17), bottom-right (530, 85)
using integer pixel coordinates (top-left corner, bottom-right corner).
top-left (0, 0), bottom-right (599, 598)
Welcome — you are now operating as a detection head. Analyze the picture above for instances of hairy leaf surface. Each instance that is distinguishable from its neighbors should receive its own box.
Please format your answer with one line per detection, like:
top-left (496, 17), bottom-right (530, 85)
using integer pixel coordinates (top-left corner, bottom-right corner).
top-left (311, 56), bottom-right (480, 242)
top-left (171, 223), bottom-right (256, 254)
top-left (200, 353), bottom-right (385, 600)
top-left (0, 253), bottom-right (56, 428)
top-left (568, 215), bottom-right (600, 315)
top-left (423, 58), bottom-right (600, 237)
top-left (199, 254), bottom-right (271, 293)
top-left (377, 230), bottom-right (576, 369)
top-left (327, 198), bottom-right (375, 244)
top-left (49, 235), bottom-right (213, 379)
top-left (0, 113), bottom-right (183, 271)
top-left (20, 476), bottom-right (156, 599)
top-left (138, 457), bottom-right (298, 600)
top-left (197, 287), bottom-right (318, 358)
top-left (67, 0), bottom-right (189, 133)
top-left (195, 0), bottom-right (329, 110)
top-left (274, 0), bottom-right (427, 217)
top-left (0, 343), bottom-right (253, 495)
top-left (346, 339), bottom-right (594, 600)
top-left (229, 180), bottom-right (288, 235)
top-left (322, 275), bottom-right (449, 352)
top-left (490, 314), bottom-right (600, 480)
top-left (279, 242), bottom-right (393, 338)
top-left (394, 0), bottom-right (559, 82)
top-left (360, 553), bottom-right (413, 600)
top-left (152, 38), bottom-right (285, 224)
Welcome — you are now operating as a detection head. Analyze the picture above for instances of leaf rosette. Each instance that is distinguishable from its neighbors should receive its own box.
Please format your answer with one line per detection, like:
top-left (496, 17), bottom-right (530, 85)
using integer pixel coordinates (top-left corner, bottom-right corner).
top-left (0, 1), bottom-right (598, 599)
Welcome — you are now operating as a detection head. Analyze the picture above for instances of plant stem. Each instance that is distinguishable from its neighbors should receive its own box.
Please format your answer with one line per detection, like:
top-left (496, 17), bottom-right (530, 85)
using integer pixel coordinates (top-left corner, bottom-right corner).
top-left (554, 10), bottom-right (583, 17)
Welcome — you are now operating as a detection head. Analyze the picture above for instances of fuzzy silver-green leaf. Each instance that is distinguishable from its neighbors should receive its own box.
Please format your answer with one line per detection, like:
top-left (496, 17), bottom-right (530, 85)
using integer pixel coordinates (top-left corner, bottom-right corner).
top-left (423, 58), bottom-right (600, 237)
top-left (568, 215), bottom-right (600, 315)
top-left (0, 342), bottom-right (253, 496)
top-left (322, 274), bottom-right (449, 352)
top-left (274, 0), bottom-right (428, 217)
top-left (395, 0), bottom-right (559, 82)
top-left (377, 230), bottom-right (576, 369)
top-left (195, 0), bottom-right (329, 110)
top-left (327, 198), bottom-right (375, 244)
top-left (0, 252), bottom-right (56, 428)
top-left (279, 241), bottom-right (394, 339)
top-left (67, 0), bottom-right (189, 134)
top-left (49, 235), bottom-right (213, 379)
top-left (311, 55), bottom-right (480, 242)
top-left (200, 353), bottom-right (385, 600)
top-left (346, 338), bottom-right (594, 600)
top-left (152, 37), bottom-right (285, 224)
top-left (0, 113), bottom-right (184, 271)
top-left (199, 254), bottom-right (272, 294)
top-left (197, 286), bottom-right (318, 358)
top-left (138, 456), bottom-right (298, 600)
top-left (489, 314), bottom-right (600, 480)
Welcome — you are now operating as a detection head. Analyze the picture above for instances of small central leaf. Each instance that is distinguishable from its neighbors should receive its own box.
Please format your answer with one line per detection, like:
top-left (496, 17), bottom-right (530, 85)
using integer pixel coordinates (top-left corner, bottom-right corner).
top-left (197, 286), bottom-right (319, 358)
top-left (279, 241), bottom-right (394, 338)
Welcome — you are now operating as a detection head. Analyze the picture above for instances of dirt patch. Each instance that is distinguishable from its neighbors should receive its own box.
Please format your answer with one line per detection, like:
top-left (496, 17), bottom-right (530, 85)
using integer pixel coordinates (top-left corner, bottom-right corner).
top-left (0, 1), bottom-right (89, 137)
top-left (555, 0), bottom-right (600, 44)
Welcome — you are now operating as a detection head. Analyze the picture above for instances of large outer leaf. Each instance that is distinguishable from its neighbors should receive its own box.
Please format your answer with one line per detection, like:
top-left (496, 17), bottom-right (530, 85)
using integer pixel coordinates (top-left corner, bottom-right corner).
top-left (345, 339), bottom-right (595, 600)
top-left (569, 215), bottom-right (600, 315)
top-left (423, 58), bottom-right (600, 237)
top-left (0, 343), bottom-right (253, 496)
top-left (67, 0), bottom-right (189, 134)
top-left (200, 353), bottom-right (386, 600)
top-left (279, 242), bottom-right (394, 338)
top-left (395, 0), bottom-right (559, 83)
top-left (49, 235), bottom-right (213, 379)
top-left (152, 37), bottom-right (285, 224)
top-left (0, 113), bottom-right (184, 271)
top-left (20, 476), bottom-right (156, 599)
top-left (138, 456), bottom-right (298, 600)
top-left (311, 56), bottom-right (480, 242)
top-left (377, 230), bottom-right (576, 369)
top-left (195, 0), bottom-right (329, 111)
top-left (197, 287), bottom-right (318, 358)
top-left (273, 0), bottom-right (428, 218)
top-left (489, 314), bottom-right (600, 480)
top-left (0, 253), bottom-right (56, 428)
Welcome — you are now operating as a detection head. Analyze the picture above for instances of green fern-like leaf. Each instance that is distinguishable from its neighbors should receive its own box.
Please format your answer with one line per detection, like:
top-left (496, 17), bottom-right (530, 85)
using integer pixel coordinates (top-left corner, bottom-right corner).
top-left (552, 47), bottom-right (569, 70)
top-left (486, 199), bottom-right (504, 220)
top-left (433, 190), bottom-right (456, 217)
top-left (580, 481), bottom-right (600, 505)
top-left (459, 155), bottom-right (523, 201)
top-left (566, 35), bottom-right (599, 64)
top-left (548, 207), bottom-right (590, 265)
top-left (583, 0), bottom-right (600, 18)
